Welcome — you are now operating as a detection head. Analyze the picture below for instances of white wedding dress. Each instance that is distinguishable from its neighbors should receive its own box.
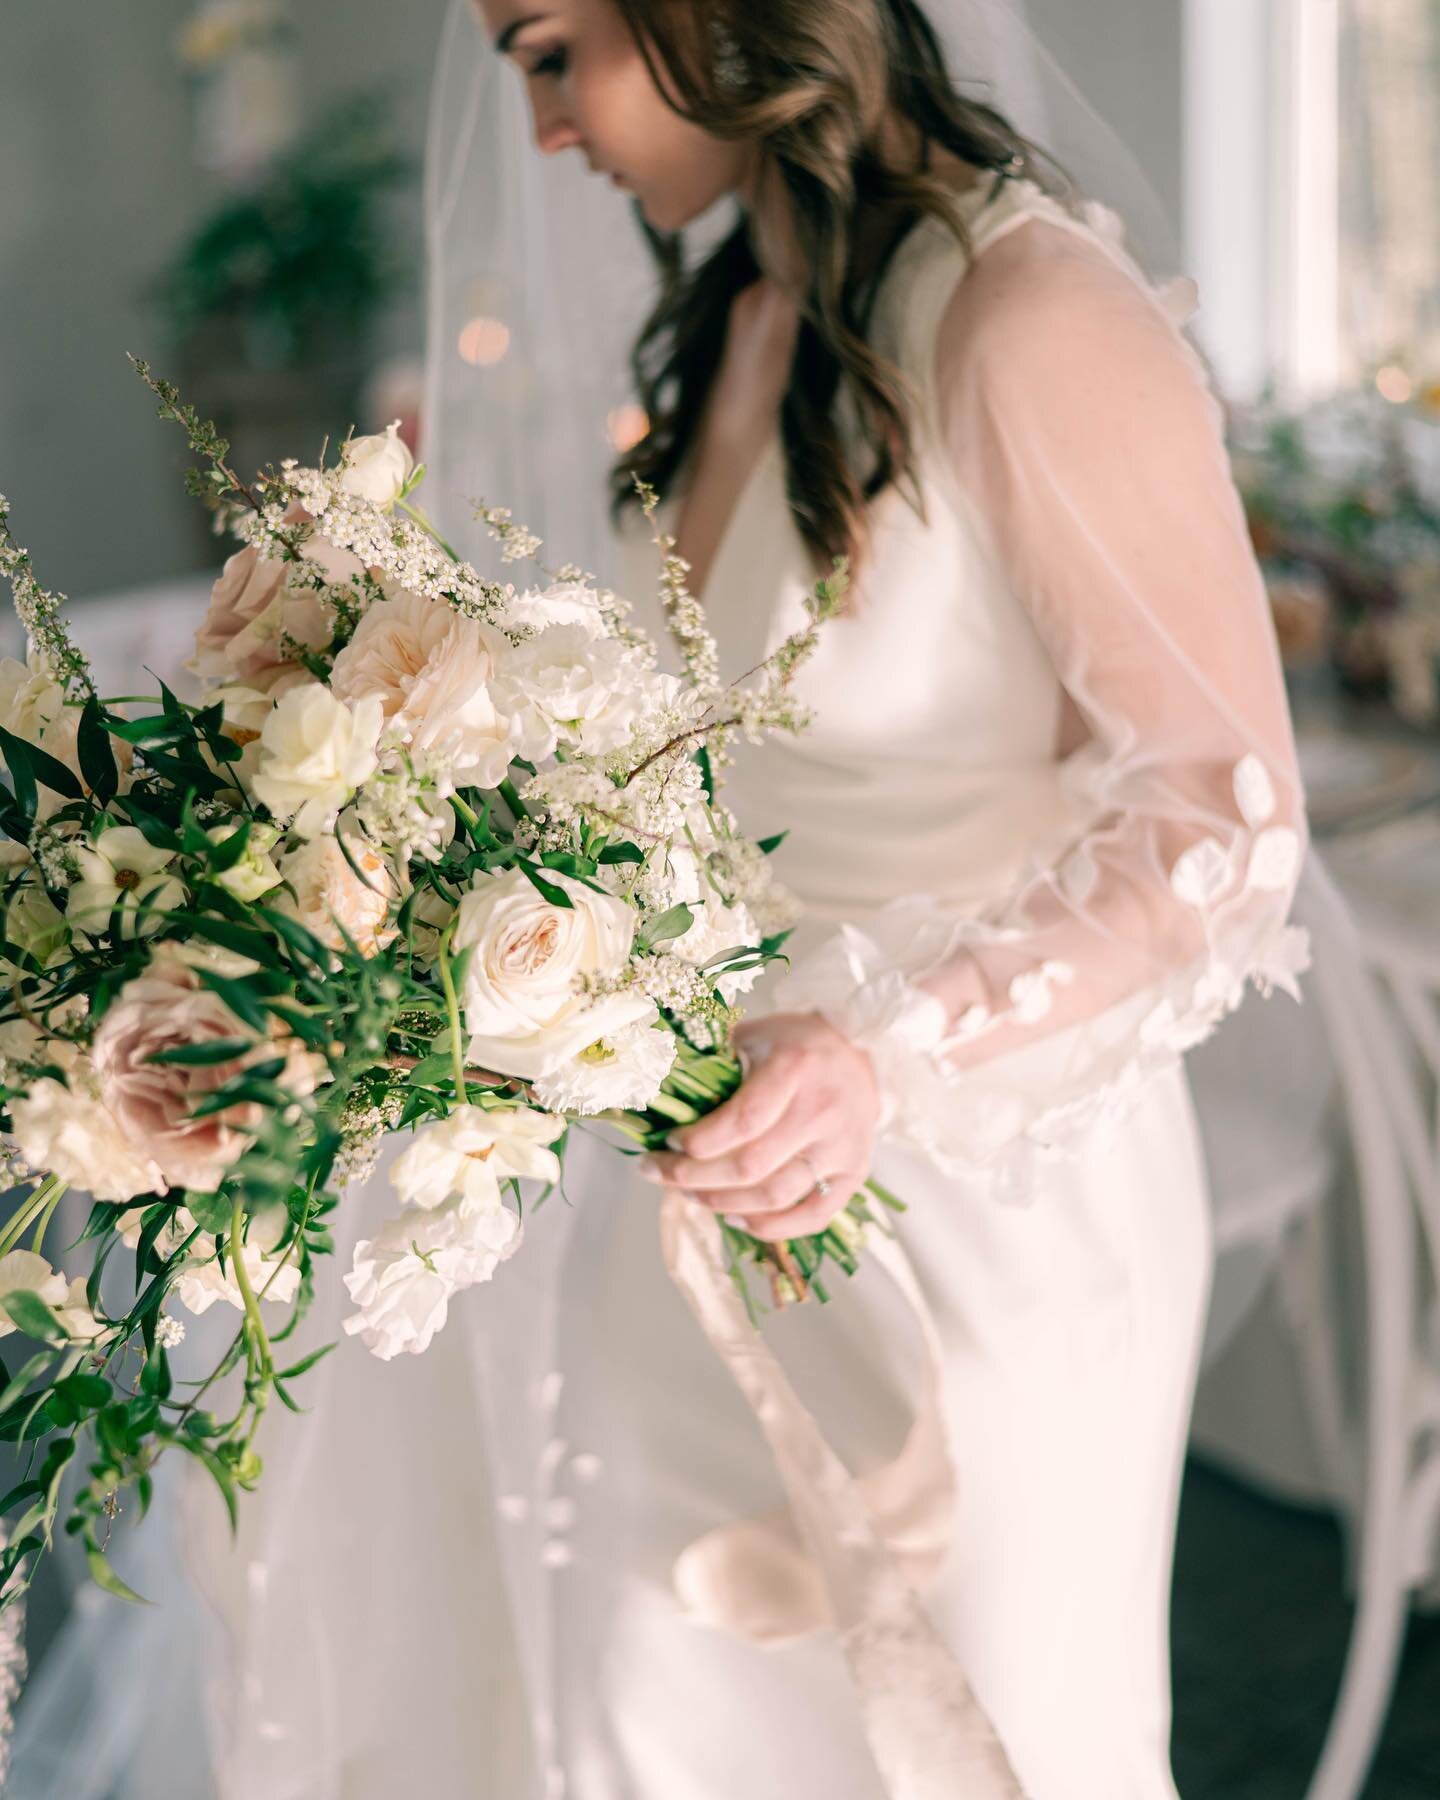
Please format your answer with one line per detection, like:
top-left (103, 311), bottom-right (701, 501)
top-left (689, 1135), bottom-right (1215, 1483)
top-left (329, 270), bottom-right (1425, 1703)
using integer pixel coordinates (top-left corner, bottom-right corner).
top-left (9, 172), bottom-right (1310, 1800)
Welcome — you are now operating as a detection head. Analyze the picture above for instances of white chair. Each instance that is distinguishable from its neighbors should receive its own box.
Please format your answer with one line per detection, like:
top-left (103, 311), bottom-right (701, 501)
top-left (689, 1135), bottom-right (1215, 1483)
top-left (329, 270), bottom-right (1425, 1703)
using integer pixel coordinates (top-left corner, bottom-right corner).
top-left (1188, 844), bottom-right (1440, 1800)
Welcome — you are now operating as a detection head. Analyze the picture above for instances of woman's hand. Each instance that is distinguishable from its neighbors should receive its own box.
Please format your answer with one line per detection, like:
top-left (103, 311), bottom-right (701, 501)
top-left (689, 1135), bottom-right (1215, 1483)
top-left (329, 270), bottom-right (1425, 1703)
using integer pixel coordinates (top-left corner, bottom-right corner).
top-left (636, 1012), bottom-right (882, 1241)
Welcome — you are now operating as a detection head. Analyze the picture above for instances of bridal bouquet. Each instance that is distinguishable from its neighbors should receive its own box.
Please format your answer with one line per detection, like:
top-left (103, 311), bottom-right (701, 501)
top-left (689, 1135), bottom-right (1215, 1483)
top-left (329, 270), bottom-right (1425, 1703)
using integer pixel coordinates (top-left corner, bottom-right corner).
top-left (0, 360), bottom-right (902, 1613)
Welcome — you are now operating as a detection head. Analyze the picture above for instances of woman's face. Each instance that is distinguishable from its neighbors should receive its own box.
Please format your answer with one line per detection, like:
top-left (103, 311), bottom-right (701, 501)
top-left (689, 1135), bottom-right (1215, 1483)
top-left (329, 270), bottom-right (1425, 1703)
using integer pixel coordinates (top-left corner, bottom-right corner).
top-left (477, 0), bottom-right (754, 232)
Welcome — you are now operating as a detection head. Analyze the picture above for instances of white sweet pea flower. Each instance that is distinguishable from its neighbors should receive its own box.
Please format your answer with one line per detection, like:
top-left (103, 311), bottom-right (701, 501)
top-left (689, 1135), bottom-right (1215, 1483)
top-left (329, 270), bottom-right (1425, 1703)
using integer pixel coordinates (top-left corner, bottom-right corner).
top-left (8, 1074), bottom-right (164, 1201)
top-left (329, 589), bottom-right (515, 786)
top-left (114, 1200), bottom-right (301, 1316)
top-left (390, 1105), bottom-right (565, 1210)
top-left (251, 683), bottom-right (384, 839)
top-left (531, 1014), bottom-right (677, 1115)
top-left (0, 1250), bottom-right (67, 1336)
top-left (67, 825), bottom-right (184, 941)
top-left (341, 1192), bottom-right (522, 1360)
top-left (452, 866), bottom-right (653, 1080)
top-left (337, 421), bottom-right (415, 509)
top-left (55, 1274), bottom-right (108, 1342)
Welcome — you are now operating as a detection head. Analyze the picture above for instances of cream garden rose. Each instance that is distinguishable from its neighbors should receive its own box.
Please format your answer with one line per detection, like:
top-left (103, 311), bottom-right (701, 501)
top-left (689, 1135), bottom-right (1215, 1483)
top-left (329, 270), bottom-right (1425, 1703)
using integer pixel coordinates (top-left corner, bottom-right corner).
top-left (329, 588), bottom-right (515, 786)
top-left (190, 543), bottom-right (334, 686)
top-left (278, 828), bottom-right (396, 956)
top-left (452, 867), bottom-right (654, 1080)
top-left (251, 683), bottom-right (384, 839)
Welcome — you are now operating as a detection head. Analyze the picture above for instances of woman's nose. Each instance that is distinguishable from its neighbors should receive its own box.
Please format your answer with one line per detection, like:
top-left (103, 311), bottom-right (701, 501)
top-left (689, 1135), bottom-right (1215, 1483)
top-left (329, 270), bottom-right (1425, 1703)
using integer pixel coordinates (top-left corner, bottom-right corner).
top-left (532, 96), bottom-right (582, 157)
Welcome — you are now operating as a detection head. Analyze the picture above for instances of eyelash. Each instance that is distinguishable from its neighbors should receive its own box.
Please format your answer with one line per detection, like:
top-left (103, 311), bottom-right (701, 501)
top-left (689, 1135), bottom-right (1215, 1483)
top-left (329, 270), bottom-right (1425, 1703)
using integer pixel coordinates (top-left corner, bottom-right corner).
top-left (529, 45), bottom-right (568, 78)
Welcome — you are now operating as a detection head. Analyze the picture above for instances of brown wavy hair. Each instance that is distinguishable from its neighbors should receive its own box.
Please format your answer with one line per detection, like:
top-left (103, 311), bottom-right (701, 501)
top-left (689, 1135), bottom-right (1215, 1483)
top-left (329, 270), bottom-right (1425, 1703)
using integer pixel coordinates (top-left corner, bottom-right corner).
top-left (607, 0), bottom-right (1078, 587)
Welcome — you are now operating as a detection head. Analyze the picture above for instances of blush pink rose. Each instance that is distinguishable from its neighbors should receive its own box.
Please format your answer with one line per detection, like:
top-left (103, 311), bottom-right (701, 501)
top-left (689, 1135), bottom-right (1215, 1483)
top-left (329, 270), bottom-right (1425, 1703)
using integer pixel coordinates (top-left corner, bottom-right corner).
top-left (91, 945), bottom-right (322, 1193)
top-left (191, 503), bottom-right (363, 686)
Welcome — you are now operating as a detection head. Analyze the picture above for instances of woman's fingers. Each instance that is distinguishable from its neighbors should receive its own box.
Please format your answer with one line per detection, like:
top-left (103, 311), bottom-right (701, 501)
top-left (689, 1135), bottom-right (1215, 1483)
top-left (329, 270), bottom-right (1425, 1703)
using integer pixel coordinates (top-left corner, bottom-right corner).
top-left (645, 1101), bottom-right (838, 1194)
top-left (738, 1167), bottom-right (866, 1243)
top-left (678, 1045), bottom-right (805, 1159)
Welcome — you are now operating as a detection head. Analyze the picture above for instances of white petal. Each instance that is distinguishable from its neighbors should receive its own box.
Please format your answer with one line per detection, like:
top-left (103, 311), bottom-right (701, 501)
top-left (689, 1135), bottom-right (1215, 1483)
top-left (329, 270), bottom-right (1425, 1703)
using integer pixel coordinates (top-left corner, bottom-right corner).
top-left (1170, 836), bottom-right (1234, 907)
top-left (1246, 826), bottom-right (1301, 893)
top-left (1233, 753), bottom-right (1276, 828)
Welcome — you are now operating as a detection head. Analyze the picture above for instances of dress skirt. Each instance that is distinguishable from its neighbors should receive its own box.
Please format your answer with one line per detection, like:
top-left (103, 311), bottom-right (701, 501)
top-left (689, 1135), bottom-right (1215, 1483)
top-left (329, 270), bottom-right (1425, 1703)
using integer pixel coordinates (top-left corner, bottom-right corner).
top-left (175, 1053), bottom-right (1214, 1800)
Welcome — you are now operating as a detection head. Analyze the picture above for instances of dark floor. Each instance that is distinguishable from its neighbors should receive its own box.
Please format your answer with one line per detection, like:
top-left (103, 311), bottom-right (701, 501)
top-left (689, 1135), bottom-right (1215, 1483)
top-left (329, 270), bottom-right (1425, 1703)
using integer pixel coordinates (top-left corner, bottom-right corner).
top-left (1172, 1454), bottom-right (1440, 1799)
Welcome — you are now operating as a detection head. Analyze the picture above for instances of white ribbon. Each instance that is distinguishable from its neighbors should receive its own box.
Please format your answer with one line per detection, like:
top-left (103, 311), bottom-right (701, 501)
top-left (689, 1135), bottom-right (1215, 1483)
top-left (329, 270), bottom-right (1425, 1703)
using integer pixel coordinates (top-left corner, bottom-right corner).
top-left (659, 1191), bottom-right (1028, 1799)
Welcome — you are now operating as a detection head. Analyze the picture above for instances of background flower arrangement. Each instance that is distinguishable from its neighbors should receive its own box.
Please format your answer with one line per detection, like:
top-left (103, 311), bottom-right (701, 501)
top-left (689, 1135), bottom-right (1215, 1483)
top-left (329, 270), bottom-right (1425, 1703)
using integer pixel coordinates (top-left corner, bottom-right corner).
top-left (1227, 371), bottom-right (1440, 728)
top-left (0, 359), bottom-right (902, 1622)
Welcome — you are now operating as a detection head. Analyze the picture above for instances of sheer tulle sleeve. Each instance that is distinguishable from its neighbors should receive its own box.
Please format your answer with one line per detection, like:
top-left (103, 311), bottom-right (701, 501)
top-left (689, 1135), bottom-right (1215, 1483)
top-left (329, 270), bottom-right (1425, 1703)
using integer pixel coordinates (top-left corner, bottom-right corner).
top-left (775, 217), bottom-right (1313, 1191)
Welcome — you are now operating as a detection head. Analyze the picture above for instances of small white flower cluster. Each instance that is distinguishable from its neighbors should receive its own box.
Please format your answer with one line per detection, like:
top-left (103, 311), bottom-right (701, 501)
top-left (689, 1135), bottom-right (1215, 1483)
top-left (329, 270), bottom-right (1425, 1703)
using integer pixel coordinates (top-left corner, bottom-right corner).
top-left (242, 467), bottom-right (514, 634)
top-left (355, 750), bottom-right (456, 865)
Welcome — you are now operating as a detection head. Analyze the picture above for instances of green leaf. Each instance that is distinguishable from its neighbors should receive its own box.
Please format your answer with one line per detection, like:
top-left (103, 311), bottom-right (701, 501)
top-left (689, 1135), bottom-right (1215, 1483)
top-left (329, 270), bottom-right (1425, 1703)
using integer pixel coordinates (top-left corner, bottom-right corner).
top-left (205, 817), bottom-right (253, 873)
top-left (1, 1290), bottom-right (68, 1343)
top-left (756, 831), bottom-right (789, 856)
top-left (275, 1340), bottom-right (338, 1381)
top-left (193, 971), bottom-right (269, 1032)
top-left (597, 841), bottom-right (644, 865)
top-left (77, 698), bottom-right (119, 803)
top-left (85, 1543), bottom-right (153, 1606)
top-left (160, 911), bottom-right (280, 968)
top-left (111, 796), bottom-right (183, 851)
top-left (517, 859), bottom-right (573, 908)
top-left (147, 1038), bottom-right (254, 1067)
top-left (184, 1189), bottom-right (233, 1236)
top-left (0, 1350), bottom-right (58, 1418)
top-left (0, 736), bottom-right (37, 823)
top-left (643, 902), bottom-right (694, 945)
top-left (0, 725), bottom-right (82, 800)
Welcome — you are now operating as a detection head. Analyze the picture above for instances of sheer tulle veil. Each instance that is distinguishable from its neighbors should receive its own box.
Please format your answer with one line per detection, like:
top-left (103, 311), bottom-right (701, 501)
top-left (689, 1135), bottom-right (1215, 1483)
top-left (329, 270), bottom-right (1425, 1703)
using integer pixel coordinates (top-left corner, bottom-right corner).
top-left (418, 0), bottom-right (1185, 589)
top-left (8, 4), bottom-right (1202, 1795)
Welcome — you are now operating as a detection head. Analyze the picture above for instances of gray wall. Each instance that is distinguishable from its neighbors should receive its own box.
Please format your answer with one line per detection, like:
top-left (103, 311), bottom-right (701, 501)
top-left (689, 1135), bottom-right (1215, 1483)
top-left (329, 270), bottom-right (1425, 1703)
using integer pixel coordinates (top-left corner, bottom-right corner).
top-left (0, 0), bottom-right (447, 608)
top-left (1027, 0), bottom-right (1185, 235)
top-left (0, 0), bottom-right (1185, 612)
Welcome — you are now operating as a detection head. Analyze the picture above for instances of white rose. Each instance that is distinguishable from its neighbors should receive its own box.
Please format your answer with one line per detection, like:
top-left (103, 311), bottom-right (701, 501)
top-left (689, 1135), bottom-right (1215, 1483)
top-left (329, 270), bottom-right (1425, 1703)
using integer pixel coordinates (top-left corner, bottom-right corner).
top-left (337, 421), bottom-right (415, 509)
top-left (8, 1074), bottom-right (164, 1201)
top-left (277, 828), bottom-right (396, 957)
top-left (341, 1192), bottom-right (522, 1360)
top-left (490, 623), bottom-right (652, 759)
top-left (531, 1013), bottom-right (678, 1115)
top-left (453, 866), bottom-right (653, 1079)
top-left (66, 825), bottom-right (184, 942)
top-left (390, 1104), bottom-right (564, 1210)
top-left (251, 684), bottom-right (384, 839)
top-left (0, 1250), bottom-right (67, 1336)
top-left (330, 589), bottom-right (515, 786)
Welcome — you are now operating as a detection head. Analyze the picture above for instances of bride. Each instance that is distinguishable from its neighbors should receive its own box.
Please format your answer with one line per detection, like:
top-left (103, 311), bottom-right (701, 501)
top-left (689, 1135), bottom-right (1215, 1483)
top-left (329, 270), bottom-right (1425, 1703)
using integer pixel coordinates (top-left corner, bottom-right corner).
top-left (10, 1), bottom-right (1313, 1795)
